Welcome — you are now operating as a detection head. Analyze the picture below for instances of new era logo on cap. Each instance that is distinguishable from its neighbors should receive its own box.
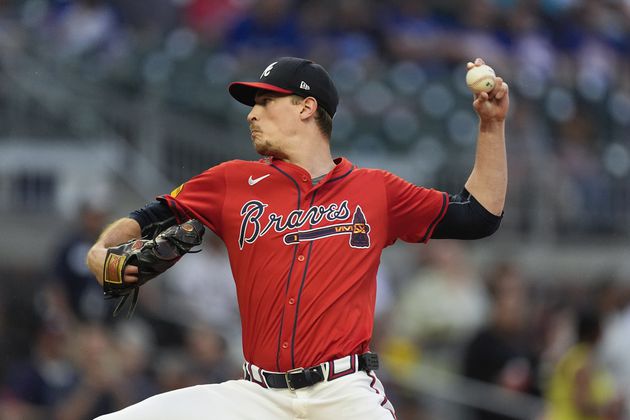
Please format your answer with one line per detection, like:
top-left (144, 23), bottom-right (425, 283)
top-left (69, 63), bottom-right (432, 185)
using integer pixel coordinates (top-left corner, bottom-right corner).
top-left (228, 57), bottom-right (339, 117)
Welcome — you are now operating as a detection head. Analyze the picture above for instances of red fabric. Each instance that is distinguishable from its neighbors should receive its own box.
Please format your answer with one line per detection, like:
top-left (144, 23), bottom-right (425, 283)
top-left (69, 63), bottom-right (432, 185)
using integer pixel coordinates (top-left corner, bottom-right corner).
top-left (229, 82), bottom-right (293, 95)
top-left (160, 157), bottom-right (447, 371)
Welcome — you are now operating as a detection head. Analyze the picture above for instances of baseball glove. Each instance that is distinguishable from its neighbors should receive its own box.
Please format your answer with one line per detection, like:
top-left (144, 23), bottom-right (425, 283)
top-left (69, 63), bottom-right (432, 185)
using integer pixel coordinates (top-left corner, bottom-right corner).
top-left (102, 219), bottom-right (205, 317)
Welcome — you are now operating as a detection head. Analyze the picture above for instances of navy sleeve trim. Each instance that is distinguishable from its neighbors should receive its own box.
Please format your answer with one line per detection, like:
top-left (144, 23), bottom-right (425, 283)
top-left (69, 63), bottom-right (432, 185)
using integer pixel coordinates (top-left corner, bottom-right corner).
top-left (129, 200), bottom-right (177, 238)
top-left (431, 189), bottom-right (502, 240)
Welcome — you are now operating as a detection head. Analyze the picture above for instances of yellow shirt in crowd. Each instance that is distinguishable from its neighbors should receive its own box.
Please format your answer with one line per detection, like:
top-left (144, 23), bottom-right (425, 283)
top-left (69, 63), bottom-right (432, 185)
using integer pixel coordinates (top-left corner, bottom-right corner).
top-left (546, 343), bottom-right (617, 420)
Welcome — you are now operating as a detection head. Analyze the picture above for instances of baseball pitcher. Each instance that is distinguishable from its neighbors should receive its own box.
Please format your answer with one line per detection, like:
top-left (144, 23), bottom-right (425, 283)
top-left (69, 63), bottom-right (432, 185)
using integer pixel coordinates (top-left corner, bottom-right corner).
top-left (87, 56), bottom-right (509, 419)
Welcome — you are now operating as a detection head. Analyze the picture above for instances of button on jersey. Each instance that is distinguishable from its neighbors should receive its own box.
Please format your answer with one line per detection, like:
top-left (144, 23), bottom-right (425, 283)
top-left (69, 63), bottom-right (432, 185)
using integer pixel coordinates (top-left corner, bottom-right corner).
top-left (160, 157), bottom-right (447, 371)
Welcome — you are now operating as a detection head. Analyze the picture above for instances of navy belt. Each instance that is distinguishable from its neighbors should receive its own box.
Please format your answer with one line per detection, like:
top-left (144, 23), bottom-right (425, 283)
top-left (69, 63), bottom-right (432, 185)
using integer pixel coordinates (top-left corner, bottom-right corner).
top-left (244, 353), bottom-right (379, 391)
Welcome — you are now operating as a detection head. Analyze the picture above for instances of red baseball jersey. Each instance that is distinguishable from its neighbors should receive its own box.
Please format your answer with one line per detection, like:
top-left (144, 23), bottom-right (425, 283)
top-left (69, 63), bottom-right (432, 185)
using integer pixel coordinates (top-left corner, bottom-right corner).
top-left (160, 157), bottom-right (448, 372)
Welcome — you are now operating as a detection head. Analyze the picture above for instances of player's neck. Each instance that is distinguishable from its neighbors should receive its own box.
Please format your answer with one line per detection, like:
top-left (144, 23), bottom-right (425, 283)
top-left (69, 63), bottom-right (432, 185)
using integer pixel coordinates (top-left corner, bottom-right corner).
top-left (283, 137), bottom-right (335, 178)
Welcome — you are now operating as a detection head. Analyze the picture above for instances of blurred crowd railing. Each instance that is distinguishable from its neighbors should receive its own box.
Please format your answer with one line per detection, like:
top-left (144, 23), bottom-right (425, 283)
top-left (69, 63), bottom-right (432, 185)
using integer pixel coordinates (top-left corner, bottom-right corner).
top-left (1, 0), bottom-right (630, 247)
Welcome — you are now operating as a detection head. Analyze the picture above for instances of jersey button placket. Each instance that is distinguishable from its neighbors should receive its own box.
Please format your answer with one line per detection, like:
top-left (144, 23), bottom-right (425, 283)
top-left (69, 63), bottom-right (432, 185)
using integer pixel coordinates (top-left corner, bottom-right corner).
top-left (279, 190), bottom-right (312, 369)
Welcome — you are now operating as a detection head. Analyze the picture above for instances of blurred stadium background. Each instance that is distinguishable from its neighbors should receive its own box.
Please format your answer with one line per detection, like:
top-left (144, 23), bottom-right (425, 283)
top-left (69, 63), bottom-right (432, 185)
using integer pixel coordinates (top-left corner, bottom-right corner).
top-left (1, 0), bottom-right (630, 419)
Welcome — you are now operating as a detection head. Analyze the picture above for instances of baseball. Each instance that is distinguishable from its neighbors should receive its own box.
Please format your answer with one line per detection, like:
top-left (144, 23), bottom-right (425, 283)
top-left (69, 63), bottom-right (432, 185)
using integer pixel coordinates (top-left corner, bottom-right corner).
top-left (466, 64), bottom-right (496, 93)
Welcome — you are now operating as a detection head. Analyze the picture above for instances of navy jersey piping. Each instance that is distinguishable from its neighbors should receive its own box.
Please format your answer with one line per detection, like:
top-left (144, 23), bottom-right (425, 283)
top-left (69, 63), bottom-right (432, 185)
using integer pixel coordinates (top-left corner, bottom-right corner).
top-left (419, 192), bottom-right (448, 243)
top-left (270, 164), bottom-right (302, 371)
top-left (327, 166), bottom-right (354, 184)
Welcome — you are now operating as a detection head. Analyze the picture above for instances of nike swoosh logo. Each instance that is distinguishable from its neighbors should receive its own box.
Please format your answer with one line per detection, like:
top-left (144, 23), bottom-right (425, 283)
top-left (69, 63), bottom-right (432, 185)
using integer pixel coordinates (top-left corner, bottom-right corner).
top-left (248, 174), bottom-right (270, 186)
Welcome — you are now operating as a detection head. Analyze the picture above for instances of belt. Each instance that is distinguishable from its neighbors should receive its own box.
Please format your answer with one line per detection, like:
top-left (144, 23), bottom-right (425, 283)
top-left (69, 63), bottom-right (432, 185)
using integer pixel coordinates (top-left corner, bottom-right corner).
top-left (243, 353), bottom-right (379, 391)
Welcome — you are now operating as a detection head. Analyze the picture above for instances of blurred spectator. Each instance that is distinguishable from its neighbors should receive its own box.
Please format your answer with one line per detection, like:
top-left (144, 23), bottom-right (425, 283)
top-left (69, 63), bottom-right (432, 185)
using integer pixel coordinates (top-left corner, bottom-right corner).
top-left (183, 0), bottom-right (247, 46)
top-left (545, 306), bottom-right (624, 420)
top-left (225, 0), bottom-right (303, 57)
top-left (153, 349), bottom-right (196, 394)
top-left (545, 1), bottom-right (622, 93)
top-left (600, 283), bottom-right (630, 418)
top-left (452, 0), bottom-right (509, 69)
top-left (110, 320), bottom-right (157, 408)
top-left (0, 1), bottom-right (26, 60)
top-left (52, 203), bottom-right (114, 322)
top-left (0, 268), bottom-right (43, 380)
top-left (295, 0), bottom-right (336, 61)
top-left (503, 2), bottom-right (556, 85)
top-left (554, 110), bottom-right (613, 234)
top-left (328, 0), bottom-right (382, 61)
top-left (381, 0), bottom-right (455, 65)
top-left (387, 240), bottom-right (488, 367)
top-left (109, 0), bottom-right (179, 48)
top-left (55, 323), bottom-right (126, 418)
top-left (1, 318), bottom-right (129, 418)
top-left (2, 320), bottom-right (76, 418)
top-left (46, 0), bottom-right (124, 60)
top-left (160, 233), bottom-right (240, 350)
top-left (184, 323), bottom-right (240, 384)
top-left (371, 262), bottom-right (396, 347)
top-left (462, 262), bottom-right (540, 420)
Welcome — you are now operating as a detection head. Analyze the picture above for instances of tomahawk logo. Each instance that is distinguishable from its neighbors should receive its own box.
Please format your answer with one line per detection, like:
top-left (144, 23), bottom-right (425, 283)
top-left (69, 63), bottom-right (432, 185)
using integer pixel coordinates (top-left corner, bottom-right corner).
top-left (238, 200), bottom-right (370, 249)
top-left (282, 206), bottom-right (370, 249)
top-left (260, 62), bottom-right (277, 79)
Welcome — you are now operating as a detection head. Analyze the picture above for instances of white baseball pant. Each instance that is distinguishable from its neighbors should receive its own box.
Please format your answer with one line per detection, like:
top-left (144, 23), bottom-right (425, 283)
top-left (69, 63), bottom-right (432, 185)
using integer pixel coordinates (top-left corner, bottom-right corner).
top-left (94, 370), bottom-right (396, 420)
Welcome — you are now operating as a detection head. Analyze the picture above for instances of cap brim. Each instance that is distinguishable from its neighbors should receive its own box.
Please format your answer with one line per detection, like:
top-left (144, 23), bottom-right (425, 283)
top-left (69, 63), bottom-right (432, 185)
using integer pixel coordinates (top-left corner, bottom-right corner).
top-left (228, 82), bottom-right (293, 107)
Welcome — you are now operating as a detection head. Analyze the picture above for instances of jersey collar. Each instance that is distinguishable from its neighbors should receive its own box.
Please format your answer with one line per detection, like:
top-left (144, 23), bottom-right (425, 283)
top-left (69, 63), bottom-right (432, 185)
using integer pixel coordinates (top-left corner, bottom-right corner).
top-left (268, 157), bottom-right (354, 186)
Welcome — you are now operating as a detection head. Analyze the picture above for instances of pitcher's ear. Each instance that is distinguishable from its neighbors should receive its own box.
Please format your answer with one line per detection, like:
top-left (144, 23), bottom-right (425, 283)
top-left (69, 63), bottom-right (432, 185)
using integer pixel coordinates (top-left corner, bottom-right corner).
top-left (299, 97), bottom-right (318, 120)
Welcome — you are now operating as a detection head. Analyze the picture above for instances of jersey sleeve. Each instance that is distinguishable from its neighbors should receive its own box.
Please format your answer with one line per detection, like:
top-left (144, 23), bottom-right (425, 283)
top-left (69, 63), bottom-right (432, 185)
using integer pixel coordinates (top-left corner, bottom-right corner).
top-left (158, 162), bottom-right (228, 236)
top-left (382, 170), bottom-right (448, 244)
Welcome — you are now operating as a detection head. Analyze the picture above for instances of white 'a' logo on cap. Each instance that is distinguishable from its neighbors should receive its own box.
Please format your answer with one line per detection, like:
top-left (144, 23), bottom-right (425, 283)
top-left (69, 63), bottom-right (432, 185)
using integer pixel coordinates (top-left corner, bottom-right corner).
top-left (260, 62), bottom-right (277, 79)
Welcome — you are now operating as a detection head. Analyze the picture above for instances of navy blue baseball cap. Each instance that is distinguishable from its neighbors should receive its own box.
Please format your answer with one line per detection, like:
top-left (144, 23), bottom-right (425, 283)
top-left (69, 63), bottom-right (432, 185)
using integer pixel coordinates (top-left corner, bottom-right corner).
top-left (229, 57), bottom-right (339, 117)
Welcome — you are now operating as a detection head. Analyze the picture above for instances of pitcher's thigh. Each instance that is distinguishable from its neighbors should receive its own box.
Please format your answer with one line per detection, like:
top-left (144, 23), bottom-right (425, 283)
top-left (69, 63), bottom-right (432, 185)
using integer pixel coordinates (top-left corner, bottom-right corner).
top-left (95, 380), bottom-right (292, 420)
top-left (309, 371), bottom-right (396, 420)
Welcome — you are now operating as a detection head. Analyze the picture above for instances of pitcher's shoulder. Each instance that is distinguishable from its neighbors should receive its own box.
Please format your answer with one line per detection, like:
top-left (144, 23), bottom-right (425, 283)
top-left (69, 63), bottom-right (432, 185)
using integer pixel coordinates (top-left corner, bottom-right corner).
top-left (213, 159), bottom-right (270, 171)
top-left (350, 166), bottom-right (392, 179)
